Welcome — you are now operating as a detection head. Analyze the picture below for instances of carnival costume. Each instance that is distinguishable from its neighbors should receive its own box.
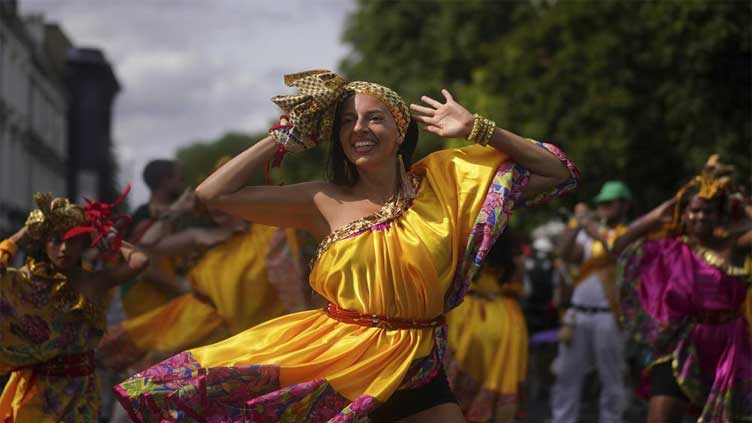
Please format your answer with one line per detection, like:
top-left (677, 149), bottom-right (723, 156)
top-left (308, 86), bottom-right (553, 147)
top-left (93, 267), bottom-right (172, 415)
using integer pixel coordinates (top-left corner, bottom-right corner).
top-left (619, 156), bottom-right (752, 422)
top-left (114, 70), bottom-right (579, 422)
top-left (100, 225), bottom-right (306, 371)
top-left (446, 269), bottom-right (528, 422)
top-left (0, 190), bottom-right (129, 422)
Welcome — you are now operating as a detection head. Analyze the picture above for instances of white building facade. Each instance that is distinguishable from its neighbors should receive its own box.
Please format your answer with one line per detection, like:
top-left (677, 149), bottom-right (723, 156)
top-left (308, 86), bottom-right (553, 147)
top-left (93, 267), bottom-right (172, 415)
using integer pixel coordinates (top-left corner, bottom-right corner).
top-left (0, 6), bottom-right (68, 233)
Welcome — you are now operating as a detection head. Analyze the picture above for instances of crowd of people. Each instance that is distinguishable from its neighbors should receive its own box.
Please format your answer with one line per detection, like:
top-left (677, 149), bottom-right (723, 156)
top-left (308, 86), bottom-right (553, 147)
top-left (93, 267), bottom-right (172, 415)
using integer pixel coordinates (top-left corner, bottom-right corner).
top-left (0, 70), bottom-right (749, 423)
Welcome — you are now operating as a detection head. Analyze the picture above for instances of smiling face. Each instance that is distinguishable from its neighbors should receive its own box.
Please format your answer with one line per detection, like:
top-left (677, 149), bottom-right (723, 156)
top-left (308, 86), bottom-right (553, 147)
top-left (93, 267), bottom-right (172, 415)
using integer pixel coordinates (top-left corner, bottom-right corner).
top-left (682, 195), bottom-right (719, 239)
top-left (44, 233), bottom-right (86, 271)
top-left (338, 94), bottom-right (402, 172)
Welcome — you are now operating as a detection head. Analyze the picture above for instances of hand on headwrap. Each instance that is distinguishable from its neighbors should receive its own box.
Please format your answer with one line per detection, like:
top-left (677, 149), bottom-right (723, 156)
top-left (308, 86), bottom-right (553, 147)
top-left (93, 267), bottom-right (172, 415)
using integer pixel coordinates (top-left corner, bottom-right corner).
top-left (65, 184), bottom-right (133, 257)
top-left (98, 226), bottom-right (120, 254)
top-left (665, 154), bottom-right (744, 236)
top-left (269, 70), bottom-right (349, 153)
top-left (268, 70), bottom-right (410, 166)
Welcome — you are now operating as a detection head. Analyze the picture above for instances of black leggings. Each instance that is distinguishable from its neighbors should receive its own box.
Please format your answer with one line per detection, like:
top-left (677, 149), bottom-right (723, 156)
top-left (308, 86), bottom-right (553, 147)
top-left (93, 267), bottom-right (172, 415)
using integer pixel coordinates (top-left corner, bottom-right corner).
top-left (369, 367), bottom-right (457, 422)
top-left (649, 361), bottom-right (689, 401)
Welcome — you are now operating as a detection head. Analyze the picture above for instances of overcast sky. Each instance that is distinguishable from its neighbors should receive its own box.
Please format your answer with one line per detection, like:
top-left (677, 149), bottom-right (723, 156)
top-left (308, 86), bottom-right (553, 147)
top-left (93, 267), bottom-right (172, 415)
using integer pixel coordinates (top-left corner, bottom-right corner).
top-left (21, 0), bottom-right (354, 205)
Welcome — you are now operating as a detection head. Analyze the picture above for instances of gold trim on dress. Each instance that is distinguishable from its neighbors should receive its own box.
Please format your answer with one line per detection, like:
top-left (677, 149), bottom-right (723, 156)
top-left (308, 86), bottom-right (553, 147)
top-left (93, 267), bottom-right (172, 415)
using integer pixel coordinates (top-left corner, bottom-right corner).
top-left (24, 258), bottom-right (106, 328)
top-left (681, 236), bottom-right (751, 282)
top-left (310, 174), bottom-right (420, 268)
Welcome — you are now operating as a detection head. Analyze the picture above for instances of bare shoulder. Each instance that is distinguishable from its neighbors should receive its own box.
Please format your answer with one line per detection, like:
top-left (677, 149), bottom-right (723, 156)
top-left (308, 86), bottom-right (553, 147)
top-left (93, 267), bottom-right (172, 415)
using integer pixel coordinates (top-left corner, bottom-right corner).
top-left (288, 180), bottom-right (346, 203)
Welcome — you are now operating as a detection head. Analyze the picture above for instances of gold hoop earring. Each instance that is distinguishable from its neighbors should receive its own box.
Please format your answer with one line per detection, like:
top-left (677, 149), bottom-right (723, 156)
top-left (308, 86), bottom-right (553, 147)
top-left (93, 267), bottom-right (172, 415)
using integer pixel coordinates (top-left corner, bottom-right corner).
top-left (396, 154), bottom-right (415, 200)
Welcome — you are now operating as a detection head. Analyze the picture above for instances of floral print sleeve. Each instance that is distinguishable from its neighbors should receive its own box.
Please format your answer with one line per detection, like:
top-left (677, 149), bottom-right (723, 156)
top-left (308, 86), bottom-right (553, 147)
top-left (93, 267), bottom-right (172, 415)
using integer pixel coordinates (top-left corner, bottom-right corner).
top-left (512, 139), bottom-right (580, 209)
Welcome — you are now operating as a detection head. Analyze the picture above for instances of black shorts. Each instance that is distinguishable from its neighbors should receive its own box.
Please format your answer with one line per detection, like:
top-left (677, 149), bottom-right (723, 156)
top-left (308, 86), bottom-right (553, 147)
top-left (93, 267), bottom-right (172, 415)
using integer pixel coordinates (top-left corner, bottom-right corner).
top-left (368, 367), bottom-right (457, 422)
top-left (649, 360), bottom-right (689, 401)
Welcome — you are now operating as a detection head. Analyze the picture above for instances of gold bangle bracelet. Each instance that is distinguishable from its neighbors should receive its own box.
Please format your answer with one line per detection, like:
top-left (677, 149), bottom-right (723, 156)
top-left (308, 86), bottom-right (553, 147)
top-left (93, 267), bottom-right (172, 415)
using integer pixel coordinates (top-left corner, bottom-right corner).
top-left (477, 116), bottom-right (496, 146)
top-left (466, 113), bottom-right (496, 146)
top-left (467, 113), bottom-right (483, 142)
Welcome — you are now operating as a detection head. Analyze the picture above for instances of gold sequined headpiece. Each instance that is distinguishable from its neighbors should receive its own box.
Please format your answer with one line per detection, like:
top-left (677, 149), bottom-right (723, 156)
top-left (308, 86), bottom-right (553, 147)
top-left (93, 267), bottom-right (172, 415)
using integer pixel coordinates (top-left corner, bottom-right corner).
top-left (25, 193), bottom-right (87, 243)
top-left (675, 154), bottom-right (735, 202)
top-left (670, 154), bottom-right (737, 232)
top-left (269, 70), bottom-right (410, 152)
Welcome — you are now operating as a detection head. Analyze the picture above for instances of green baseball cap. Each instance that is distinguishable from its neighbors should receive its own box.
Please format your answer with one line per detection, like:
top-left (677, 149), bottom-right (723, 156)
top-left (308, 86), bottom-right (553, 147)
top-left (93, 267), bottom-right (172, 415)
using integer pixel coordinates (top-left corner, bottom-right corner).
top-left (594, 181), bottom-right (632, 203)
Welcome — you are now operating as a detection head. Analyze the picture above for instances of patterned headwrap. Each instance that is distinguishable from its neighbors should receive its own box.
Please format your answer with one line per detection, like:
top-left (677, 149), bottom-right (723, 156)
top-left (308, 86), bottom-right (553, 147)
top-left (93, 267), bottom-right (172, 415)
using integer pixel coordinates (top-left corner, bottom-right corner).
top-left (269, 70), bottom-right (410, 153)
top-left (26, 193), bottom-right (87, 243)
top-left (25, 185), bottom-right (132, 255)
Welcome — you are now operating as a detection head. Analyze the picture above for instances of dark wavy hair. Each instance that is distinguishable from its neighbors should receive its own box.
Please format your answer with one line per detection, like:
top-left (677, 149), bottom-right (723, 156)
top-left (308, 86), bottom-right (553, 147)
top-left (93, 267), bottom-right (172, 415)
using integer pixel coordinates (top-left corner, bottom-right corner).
top-left (326, 94), bottom-right (419, 187)
top-left (142, 159), bottom-right (176, 191)
top-left (484, 229), bottom-right (524, 286)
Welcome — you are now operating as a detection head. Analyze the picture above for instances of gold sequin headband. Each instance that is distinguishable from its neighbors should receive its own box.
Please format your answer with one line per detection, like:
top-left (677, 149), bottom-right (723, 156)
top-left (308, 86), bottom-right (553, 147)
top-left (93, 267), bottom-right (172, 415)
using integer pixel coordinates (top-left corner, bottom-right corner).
top-left (269, 70), bottom-right (409, 153)
top-left (345, 80), bottom-right (410, 137)
top-left (25, 193), bottom-right (87, 243)
top-left (670, 154), bottom-right (736, 230)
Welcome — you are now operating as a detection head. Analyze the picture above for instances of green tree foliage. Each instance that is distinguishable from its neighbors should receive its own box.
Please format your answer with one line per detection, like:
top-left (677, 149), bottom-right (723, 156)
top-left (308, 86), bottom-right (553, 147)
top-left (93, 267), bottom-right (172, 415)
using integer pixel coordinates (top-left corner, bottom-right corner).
top-left (341, 0), bottom-right (751, 214)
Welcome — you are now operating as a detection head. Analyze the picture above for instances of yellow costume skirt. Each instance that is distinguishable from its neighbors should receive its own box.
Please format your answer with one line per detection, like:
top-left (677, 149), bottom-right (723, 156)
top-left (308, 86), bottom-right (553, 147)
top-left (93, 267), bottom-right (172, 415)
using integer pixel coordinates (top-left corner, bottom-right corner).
top-left (121, 255), bottom-right (179, 318)
top-left (446, 292), bottom-right (529, 422)
top-left (114, 309), bottom-right (439, 422)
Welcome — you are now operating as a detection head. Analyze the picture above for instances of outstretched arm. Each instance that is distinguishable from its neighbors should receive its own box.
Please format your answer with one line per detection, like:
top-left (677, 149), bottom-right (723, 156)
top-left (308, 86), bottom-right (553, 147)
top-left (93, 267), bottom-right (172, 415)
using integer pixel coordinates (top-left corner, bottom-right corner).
top-left (194, 136), bottom-right (329, 236)
top-left (97, 241), bottom-right (150, 291)
top-left (138, 189), bottom-right (195, 247)
top-left (611, 198), bottom-right (675, 256)
top-left (0, 226), bottom-right (27, 271)
top-left (410, 89), bottom-right (575, 199)
top-left (734, 201), bottom-right (752, 248)
top-left (138, 259), bottom-right (186, 296)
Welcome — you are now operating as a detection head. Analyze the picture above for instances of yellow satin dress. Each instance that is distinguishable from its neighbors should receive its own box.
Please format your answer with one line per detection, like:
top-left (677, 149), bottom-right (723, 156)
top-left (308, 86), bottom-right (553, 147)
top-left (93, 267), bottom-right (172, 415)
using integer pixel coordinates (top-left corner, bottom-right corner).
top-left (115, 143), bottom-right (578, 422)
top-left (121, 255), bottom-right (179, 318)
top-left (446, 270), bottom-right (528, 422)
top-left (100, 224), bottom-right (295, 370)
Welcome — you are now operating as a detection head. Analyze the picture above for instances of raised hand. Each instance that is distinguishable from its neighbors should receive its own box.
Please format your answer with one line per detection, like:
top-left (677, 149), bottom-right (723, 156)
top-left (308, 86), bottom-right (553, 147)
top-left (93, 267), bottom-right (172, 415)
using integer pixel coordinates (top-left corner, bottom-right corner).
top-left (13, 226), bottom-right (28, 244)
top-left (647, 197), bottom-right (677, 226)
top-left (1, 226), bottom-right (26, 273)
top-left (409, 89), bottom-right (475, 139)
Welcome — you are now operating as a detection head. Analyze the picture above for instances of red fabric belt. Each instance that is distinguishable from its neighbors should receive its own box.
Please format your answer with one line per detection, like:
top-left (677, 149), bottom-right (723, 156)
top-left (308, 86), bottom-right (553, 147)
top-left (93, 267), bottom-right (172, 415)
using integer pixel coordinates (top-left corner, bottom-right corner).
top-left (325, 303), bottom-right (444, 330)
top-left (16, 351), bottom-right (95, 378)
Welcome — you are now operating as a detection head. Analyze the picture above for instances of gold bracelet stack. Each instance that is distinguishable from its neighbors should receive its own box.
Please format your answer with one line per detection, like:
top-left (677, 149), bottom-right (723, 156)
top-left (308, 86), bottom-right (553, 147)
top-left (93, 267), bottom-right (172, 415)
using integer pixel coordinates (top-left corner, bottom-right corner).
top-left (467, 113), bottom-right (496, 146)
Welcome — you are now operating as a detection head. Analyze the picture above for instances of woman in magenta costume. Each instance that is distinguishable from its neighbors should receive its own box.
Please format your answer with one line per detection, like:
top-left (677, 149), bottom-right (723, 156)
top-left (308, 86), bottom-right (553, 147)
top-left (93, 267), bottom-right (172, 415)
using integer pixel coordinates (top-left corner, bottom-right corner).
top-left (113, 70), bottom-right (579, 422)
top-left (614, 155), bottom-right (751, 423)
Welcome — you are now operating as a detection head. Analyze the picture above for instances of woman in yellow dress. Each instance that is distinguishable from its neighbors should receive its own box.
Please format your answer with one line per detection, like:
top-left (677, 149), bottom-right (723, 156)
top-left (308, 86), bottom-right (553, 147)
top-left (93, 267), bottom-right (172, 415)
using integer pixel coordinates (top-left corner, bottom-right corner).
top-left (100, 209), bottom-right (308, 372)
top-left (0, 192), bottom-right (149, 422)
top-left (446, 230), bottom-right (528, 423)
top-left (115, 70), bottom-right (579, 422)
top-left (121, 189), bottom-right (202, 319)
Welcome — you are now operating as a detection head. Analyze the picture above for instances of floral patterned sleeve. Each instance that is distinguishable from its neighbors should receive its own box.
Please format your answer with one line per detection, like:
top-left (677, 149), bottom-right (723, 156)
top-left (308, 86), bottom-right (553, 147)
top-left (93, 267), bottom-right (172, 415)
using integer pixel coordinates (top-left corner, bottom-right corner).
top-left (512, 139), bottom-right (580, 209)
